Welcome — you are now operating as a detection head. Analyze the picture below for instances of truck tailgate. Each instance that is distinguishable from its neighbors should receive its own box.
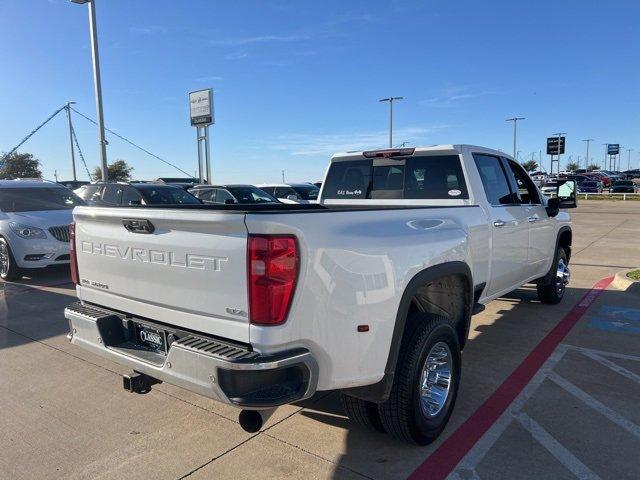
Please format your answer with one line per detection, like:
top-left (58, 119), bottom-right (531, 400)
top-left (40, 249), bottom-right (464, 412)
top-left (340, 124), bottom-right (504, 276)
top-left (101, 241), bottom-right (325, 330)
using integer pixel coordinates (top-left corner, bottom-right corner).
top-left (73, 206), bottom-right (250, 343)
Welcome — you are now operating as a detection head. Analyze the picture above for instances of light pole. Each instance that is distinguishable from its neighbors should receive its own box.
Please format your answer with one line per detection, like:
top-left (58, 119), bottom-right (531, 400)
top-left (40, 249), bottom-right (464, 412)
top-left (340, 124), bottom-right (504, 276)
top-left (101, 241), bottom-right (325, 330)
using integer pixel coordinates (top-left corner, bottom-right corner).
top-left (379, 97), bottom-right (403, 148)
top-left (71, 0), bottom-right (108, 182)
top-left (65, 101), bottom-right (77, 181)
top-left (627, 148), bottom-right (633, 171)
top-left (582, 139), bottom-right (594, 170)
top-left (506, 117), bottom-right (525, 159)
top-left (602, 143), bottom-right (608, 170)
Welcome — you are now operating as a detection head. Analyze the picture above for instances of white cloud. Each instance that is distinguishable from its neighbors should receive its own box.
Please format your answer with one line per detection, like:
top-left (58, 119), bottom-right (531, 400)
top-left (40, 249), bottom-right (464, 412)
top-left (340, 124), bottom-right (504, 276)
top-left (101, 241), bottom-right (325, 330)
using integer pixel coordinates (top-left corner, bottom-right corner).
top-left (260, 126), bottom-right (449, 156)
top-left (195, 76), bottom-right (224, 82)
top-left (225, 52), bottom-right (249, 60)
top-left (210, 34), bottom-right (310, 46)
top-left (421, 86), bottom-right (497, 107)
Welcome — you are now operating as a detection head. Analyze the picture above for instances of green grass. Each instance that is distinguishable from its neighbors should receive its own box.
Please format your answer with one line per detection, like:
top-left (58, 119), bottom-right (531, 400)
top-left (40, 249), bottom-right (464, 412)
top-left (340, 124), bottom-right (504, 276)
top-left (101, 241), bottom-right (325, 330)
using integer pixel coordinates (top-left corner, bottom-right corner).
top-left (627, 270), bottom-right (640, 281)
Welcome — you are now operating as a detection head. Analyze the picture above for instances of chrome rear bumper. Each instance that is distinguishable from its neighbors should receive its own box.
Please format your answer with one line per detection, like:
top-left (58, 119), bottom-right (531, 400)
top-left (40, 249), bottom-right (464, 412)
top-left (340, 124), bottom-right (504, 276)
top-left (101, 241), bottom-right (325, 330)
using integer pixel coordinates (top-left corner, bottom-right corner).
top-left (65, 302), bottom-right (317, 408)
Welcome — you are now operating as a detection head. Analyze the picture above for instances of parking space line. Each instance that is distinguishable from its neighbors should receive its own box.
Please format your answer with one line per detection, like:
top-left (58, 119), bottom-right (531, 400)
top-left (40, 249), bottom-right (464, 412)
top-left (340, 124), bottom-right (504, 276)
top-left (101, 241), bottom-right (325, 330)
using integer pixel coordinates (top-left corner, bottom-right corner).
top-left (579, 350), bottom-right (640, 384)
top-left (513, 411), bottom-right (602, 480)
top-left (562, 344), bottom-right (640, 362)
top-left (451, 347), bottom-right (568, 476)
top-left (547, 372), bottom-right (640, 440)
top-left (407, 276), bottom-right (613, 480)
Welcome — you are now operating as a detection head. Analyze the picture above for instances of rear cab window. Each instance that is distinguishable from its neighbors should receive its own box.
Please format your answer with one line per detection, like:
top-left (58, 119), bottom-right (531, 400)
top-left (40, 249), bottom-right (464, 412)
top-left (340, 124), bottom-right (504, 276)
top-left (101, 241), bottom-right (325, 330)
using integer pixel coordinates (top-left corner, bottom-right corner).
top-left (321, 154), bottom-right (469, 203)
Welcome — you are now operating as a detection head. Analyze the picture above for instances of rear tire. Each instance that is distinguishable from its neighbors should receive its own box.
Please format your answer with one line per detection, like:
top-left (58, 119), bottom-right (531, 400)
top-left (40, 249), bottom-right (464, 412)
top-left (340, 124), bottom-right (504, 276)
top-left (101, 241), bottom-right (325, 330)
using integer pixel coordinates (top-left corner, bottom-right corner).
top-left (378, 313), bottom-right (461, 445)
top-left (0, 238), bottom-right (21, 281)
top-left (537, 247), bottom-right (569, 304)
top-left (341, 394), bottom-right (385, 432)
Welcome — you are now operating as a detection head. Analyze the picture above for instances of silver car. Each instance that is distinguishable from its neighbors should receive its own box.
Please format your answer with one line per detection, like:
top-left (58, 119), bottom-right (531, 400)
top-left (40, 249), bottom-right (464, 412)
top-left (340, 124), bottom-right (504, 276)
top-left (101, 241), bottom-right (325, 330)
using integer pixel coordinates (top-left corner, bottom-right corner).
top-left (0, 180), bottom-right (84, 280)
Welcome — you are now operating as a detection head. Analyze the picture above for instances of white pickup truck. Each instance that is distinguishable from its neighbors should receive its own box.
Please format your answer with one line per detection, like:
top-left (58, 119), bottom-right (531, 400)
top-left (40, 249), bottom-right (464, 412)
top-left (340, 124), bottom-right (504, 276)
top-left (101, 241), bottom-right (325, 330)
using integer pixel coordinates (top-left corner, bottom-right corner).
top-left (65, 145), bottom-right (576, 444)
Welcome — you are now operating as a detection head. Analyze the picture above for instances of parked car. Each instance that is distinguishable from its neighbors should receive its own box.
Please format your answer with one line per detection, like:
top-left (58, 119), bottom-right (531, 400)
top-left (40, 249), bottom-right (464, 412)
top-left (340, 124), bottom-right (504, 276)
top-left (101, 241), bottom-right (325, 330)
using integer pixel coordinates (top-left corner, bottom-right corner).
top-left (586, 171), bottom-right (612, 187)
top-left (153, 177), bottom-right (200, 190)
top-left (530, 171), bottom-right (548, 187)
top-left (0, 180), bottom-right (85, 280)
top-left (256, 183), bottom-right (320, 204)
top-left (75, 182), bottom-right (201, 206)
top-left (65, 144), bottom-right (575, 445)
top-left (610, 180), bottom-right (636, 193)
top-left (541, 180), bottom-right (559, 196)
top-left (189, 184), bottom-right (279, 204)
top-left (567, 174), bottom-right (592, 184)
top-left (58, 180), bottom-right (90, 190)
top-left (577, 180), bottom-right (602, 193)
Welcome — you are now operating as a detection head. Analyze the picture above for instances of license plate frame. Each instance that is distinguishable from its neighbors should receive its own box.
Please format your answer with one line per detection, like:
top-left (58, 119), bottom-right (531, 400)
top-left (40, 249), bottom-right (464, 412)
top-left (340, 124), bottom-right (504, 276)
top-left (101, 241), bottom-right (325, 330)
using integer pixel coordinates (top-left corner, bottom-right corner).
top-left (135, 323), bottom-right (167, 354)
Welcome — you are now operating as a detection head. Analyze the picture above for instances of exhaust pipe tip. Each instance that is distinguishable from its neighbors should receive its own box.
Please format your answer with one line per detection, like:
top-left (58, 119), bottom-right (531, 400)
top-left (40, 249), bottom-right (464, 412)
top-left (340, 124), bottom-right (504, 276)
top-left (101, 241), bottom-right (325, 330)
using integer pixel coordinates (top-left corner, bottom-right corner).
top-left (238, 409), bottom-right (275, 433)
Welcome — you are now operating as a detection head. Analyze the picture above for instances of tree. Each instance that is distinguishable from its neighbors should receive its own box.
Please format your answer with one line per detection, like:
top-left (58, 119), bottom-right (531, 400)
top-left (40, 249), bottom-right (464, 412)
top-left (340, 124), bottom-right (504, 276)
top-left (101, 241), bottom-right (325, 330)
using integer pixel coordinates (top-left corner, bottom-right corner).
top-left (92, 159), bottom-right (134, 182)
top-left (521, 160), bottom-right (538, 172)
top-left (586, 163), bottom-right (600, 172)
top-left (0, 152), bottom-right (43, 179)
top-left (566, 161), bottom-right (580, 172)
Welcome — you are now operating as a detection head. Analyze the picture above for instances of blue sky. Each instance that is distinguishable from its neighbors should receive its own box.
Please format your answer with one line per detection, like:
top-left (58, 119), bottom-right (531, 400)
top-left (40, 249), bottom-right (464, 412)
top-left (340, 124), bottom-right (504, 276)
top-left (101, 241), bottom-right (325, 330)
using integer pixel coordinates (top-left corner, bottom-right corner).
top-left (0, 0), bottom-right (638, 182)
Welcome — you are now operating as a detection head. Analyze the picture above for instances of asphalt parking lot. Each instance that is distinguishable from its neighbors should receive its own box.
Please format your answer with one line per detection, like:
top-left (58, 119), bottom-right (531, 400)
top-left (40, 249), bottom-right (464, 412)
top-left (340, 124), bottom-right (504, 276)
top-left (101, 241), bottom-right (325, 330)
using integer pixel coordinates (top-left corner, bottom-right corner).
top-left (1, 200), bottom-right (639, 480)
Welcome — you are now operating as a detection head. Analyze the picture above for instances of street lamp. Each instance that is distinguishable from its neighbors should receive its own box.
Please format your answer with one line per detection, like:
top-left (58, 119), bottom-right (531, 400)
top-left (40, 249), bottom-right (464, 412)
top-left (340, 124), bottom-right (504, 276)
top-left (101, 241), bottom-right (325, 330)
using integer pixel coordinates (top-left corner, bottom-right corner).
top-left (582, 139), bottom-right (594, 169)
top-left (65, 101), bottom-right (77, 181)
top-left (71, 0), bottom-right (108, 182)
top-left (379, 97), bottom-right (403, 148)
top-left (506, 117), bottom-right (525, 159)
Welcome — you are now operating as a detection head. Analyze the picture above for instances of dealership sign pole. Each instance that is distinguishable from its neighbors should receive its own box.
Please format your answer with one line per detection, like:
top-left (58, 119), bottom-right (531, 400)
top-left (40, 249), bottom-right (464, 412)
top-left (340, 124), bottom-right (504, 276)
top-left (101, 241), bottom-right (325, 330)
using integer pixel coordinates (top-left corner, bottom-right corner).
top-left (189, 89), bottom-right (214, 184)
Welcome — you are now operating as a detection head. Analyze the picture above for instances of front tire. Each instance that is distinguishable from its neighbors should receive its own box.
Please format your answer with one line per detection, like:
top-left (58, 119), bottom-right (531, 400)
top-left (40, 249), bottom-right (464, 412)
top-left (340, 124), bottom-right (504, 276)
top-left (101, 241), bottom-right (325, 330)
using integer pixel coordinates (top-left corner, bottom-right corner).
top-left (537, 247), bottom-right (569, 304)
top-left (378, 313), bottom-right (461, 445)
top-left (0, 238), bottom-right (21, 281)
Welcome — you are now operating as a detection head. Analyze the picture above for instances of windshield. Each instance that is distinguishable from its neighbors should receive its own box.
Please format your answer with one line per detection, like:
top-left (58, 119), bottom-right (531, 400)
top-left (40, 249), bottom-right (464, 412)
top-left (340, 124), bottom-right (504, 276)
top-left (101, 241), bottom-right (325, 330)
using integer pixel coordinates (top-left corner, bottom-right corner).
top-left (228, 186), bottom-right (278, 203)
top-left (290, 185), bottom-right (320, 200)
top-left (137, 186), bottom-right (201, 205)
top-left (0, 187), bottom-right (85, 212)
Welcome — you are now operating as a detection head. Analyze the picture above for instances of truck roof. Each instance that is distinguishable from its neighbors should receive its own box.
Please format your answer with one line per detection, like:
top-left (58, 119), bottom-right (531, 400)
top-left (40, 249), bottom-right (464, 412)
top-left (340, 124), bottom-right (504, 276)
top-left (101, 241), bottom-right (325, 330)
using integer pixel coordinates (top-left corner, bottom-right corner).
top-left (330, 144), bottom-right (509, 162)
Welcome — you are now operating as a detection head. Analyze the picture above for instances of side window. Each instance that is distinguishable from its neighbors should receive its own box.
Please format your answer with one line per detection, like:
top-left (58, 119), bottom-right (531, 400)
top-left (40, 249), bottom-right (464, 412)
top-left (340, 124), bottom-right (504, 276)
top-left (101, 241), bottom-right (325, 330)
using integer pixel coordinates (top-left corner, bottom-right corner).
top-left (260, 186), bottom-right (276, 196)
top-left (506, 160), bottom-right (541, 204)
top-left (102, 185), bottom-right (123, 205)
top-left (198, 189), bottom-right (215, 202)
top-left (275, 187), bottom-right (297, 199)
top-left (404, 155), bottom-right (468, 199)
top-left (216, 189), bottom-right (234, 203)
top-left (121, 187), bottom-right (143, 205)
top-left (473, 154), bottom-right (515, 206)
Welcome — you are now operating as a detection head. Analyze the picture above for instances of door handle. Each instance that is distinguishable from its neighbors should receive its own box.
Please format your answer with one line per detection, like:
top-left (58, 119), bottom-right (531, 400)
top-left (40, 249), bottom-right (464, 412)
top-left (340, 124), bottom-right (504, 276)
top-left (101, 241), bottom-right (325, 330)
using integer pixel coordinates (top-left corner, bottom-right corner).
top-left (528, 215), bottom-right (539, 223)
top-left (493, 220), bottom-right (506, 227)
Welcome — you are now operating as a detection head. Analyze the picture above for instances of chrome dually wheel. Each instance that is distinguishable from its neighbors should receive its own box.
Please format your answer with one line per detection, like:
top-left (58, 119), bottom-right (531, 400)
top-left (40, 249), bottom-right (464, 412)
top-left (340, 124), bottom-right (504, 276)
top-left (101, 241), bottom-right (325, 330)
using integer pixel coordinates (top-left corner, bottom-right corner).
top-left (419, 342), bottom-right (453, 417)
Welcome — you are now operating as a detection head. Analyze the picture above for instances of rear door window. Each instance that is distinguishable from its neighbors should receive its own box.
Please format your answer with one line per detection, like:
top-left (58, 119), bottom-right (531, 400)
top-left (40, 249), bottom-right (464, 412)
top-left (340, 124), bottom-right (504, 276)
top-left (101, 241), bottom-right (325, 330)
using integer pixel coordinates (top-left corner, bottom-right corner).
top-left (473, 154), bottom-right (516, 205)
top-left (121, 186), bottom-right (143, 205)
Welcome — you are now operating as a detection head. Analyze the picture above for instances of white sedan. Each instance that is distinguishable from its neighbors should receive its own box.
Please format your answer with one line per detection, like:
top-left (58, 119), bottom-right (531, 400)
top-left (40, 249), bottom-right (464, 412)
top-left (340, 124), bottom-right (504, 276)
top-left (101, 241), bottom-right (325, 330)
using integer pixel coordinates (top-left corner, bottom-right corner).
top-left (0, 180), bottom-right (84, 280)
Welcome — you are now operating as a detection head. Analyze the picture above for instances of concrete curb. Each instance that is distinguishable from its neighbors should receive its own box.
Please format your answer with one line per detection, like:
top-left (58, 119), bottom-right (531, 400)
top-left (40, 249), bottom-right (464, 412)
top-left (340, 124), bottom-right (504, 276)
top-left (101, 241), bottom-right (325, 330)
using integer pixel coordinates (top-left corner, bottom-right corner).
top-left (612, 269), bottom-right (640, 296)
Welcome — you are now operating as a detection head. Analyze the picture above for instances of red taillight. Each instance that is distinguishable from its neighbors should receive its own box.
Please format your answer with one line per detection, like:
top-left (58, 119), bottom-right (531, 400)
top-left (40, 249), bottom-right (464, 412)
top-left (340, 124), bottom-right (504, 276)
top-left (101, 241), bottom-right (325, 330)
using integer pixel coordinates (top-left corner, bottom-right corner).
top-left (69, 223), bottom-right (79, 285)
top-left (248, 235), bottom-right (299, 326)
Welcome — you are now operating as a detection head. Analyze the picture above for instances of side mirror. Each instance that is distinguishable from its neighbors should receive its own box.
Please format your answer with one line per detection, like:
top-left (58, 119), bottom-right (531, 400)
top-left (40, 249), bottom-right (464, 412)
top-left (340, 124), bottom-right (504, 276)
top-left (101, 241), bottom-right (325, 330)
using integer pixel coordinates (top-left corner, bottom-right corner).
top-left (545, 197), bottom-right (560, 217)
top-left (286, 194), bottom-right (298, 201)
top-left (557, 179), bottom-right (578, 209)
top-left (129, 200), bottom-right (142, 206)
top-left (224, 198), bottom-right (236, 205)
